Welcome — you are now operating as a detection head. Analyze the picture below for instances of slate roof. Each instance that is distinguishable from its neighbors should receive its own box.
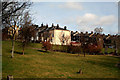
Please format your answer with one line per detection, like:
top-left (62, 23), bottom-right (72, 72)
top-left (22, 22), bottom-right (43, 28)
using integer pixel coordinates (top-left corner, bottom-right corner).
top-left (37, 24), bottom-right (69, 33)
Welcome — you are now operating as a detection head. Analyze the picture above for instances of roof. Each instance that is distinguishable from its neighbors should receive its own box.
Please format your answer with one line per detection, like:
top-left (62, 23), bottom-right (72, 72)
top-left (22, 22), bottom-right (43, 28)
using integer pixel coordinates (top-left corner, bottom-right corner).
top-left (38, 25), bottom-right (69, 33)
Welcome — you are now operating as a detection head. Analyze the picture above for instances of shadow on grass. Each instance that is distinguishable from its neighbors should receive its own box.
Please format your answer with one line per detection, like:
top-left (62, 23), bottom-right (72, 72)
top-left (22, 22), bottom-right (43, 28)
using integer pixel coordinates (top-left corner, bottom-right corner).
top-left (37, 50), bottom-right (50, 53)
top-left (10, 50), bottom-right (23, 55)
top-left (14, 51), bottom-right (23, 55)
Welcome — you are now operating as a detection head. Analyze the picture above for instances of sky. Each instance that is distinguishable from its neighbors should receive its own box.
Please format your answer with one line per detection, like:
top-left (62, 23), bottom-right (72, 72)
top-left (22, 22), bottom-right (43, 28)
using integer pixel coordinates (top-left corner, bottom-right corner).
top-left (29, 2), bottom-right (118, 35)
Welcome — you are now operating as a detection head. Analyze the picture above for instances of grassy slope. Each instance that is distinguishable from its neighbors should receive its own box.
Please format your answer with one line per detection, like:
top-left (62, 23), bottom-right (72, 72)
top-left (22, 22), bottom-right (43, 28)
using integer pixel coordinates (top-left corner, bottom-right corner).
top-left (0, 41), bottom-right (2, 79)
top-left (2, 41), bottom-right (120, 78)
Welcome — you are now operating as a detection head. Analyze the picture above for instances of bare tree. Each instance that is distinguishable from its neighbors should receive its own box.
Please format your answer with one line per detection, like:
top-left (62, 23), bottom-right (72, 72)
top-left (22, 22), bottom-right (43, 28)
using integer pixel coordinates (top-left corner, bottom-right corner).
top-left (94, 27), bottom-right (103, 34)
top-left (2, 1), bottom-right (31, 27)
top-left (79, 32), bottom-right (86, 57)
top-left (2, 1), bottom-right (32, 58)
top-left (43, 31), bottom-right (51, 41)
top-left (8, 13), bottom-right (22, 58)
top-left (64, 36), bottom-right (71, 45)
top-left (19, 12), bottom-right (36, 55)
top-left (58, 32), bottom-right (71, 45)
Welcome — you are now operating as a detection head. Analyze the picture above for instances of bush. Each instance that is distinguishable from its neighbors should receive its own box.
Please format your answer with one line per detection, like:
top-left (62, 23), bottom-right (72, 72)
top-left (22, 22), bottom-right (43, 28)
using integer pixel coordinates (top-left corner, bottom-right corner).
top-left (68, 45), bottom-right (82, 54)
top-left (52, 45), bottom-right (68, 52)
top-left (52, 44), bottom-right (103, 55)
top-left (52, 45), bottom-right (82, 54)
top-left (42, 41), bottom-right (52, 51)
top-left (87, 44), bottom-right (102, 55)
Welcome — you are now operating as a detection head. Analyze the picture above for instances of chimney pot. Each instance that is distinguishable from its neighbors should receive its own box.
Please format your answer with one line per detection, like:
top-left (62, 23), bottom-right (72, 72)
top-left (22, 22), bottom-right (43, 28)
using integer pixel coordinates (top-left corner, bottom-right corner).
top-left (64, 26), bottom-right (67, 30)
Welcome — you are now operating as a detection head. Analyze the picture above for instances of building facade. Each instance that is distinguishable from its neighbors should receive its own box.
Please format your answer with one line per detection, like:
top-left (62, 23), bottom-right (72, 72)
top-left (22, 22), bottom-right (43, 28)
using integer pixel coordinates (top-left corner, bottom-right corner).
top-left (35, 23), bottom-right (71, 45)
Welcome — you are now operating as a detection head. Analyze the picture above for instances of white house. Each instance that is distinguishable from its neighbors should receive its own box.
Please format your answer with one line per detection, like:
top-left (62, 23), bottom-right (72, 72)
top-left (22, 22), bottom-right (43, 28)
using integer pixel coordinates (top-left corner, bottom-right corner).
top-left (37, 23), bottom-right (71, 45)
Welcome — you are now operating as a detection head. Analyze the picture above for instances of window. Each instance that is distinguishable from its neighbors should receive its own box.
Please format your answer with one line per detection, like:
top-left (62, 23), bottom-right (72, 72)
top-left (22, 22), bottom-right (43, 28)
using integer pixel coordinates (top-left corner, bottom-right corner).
top-left (62, 34), bottom-right (64, 38)
top-left (36, 36), bottom-right (39, 40)
top-left (63, 40), bottom-right (64, 43)
top-left (52, 33), bottom-right (54, 37)
top-left (51, 38), bottom-right (52, 42)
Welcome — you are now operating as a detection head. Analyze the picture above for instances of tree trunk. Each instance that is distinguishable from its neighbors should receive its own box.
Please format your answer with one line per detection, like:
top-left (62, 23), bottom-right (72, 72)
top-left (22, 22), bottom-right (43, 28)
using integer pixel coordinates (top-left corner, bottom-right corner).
top-left (105, 46), bottom-right (108, 54)
top-left (11, 39), bottom-right (15, 58)
top-left (84, 53), bottom-right (85, 57)
top-left (45, 48), bottom-right (47, 52)
top-left (11, 27), bottom-right (16, 58)
top-left (78, 53), bottom-right (80, 56)
top-left (23, 46), bottom-right (24, 55)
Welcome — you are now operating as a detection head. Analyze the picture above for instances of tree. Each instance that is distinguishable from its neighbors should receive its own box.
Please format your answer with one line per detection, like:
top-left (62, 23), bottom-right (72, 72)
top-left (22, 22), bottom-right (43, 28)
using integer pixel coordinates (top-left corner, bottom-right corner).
top-left (79, 32), bottom-right (86, 57)
top-left (42, 41), bottom-right (52, 52)
top-left (88, 44), bottom-right (102, 55)
top-left (96, 34), bottom-right (104, 49)
top-left (94, 27), bottom-right (103, 34)
top-left (2, 1), bottom-right (32, 58)
top-left (115, 35), bottom-right (120, 55)
top-left (58, 31), bottom-right (71, 45)
top-left (43, 31), bottom-right (51, 41)
top-left (2, 1), bottom-right (31, 26)
top-left (8, 12), bottom-right (22, 58)
top-left (2, 27), bottom-right (9, 40)
top-left (19, 12), bottom-right (36, 55)
top-left (68, 44), bottom-right (82, 56)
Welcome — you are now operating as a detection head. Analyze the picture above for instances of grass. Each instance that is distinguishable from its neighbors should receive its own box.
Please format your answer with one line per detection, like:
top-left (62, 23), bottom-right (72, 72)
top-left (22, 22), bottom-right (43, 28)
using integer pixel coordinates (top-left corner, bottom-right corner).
top-left (2, 40), bottom-right (120, 78)
top-left (0, 42), bottom-right (1, 79)
top-left (101, 48), bottom-right (115, 54)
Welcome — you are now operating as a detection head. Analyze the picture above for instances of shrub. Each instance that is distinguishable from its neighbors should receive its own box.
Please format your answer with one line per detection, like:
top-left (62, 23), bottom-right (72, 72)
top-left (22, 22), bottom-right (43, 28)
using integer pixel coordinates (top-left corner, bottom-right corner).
top-left (52, 45), bottom-right (82, 54)
top-left (61, 45), bottom-right (69, 52)
top-left (52, 45), bottom-right (68, 52)
top-left (42, 41), bottom-right (52, 51)
top-left (68, 45), bottom-right (82, 54)
top-left (87, 44), bottom-right (102, 55)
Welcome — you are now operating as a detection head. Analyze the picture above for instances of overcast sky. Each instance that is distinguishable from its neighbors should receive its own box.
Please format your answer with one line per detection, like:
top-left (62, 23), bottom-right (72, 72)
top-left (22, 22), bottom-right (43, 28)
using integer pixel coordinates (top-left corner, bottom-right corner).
top-left (29, 2), bottom-right (118, 34)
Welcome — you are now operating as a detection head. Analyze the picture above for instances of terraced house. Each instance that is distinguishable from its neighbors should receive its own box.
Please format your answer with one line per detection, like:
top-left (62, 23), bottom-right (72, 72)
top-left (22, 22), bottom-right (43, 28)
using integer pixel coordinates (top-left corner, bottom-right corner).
top-left (35, 23), bottom-right (71, 45)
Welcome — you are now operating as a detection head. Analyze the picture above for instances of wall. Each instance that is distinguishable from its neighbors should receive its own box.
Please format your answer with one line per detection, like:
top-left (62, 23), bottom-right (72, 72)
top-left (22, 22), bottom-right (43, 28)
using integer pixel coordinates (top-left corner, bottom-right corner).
top-left (52, 29), bottom-right (71, 45)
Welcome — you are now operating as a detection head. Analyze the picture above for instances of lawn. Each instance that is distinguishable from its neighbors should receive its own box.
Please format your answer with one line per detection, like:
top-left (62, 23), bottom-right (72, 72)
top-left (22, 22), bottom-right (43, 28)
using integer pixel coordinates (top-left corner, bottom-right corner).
top-left (2, 40), bottom-right (120, 78)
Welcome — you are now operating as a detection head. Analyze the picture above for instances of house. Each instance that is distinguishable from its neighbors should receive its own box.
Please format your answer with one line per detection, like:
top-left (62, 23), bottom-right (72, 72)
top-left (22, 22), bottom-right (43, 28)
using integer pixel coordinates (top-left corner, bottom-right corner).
top-left (33, 23), bottom-right (48, 42)
top-left (36, 23), bottom-right (71, 45)
top-left (2, 25), bottom-right (20, 40)
top-left (30, 24), bottom-right (39, 41)
top-left (103, 34), bottom-right (117, 49)
top-left (8, 25), bottom-right (19, 37)
top-left (71, 31), bottom-right (104, 47)
top-left (71, 31), bottom-right (93, 44)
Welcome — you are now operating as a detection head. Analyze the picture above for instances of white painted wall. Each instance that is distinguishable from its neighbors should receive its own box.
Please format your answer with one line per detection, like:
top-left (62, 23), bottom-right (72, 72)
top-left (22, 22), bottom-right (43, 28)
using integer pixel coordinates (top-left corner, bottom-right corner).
top-left (51, 29), bottom-right (71, 45)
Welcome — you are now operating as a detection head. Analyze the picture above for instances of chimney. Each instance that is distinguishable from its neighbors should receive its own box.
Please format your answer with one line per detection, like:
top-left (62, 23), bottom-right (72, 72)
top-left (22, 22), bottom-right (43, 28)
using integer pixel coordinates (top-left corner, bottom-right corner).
top-left (46, 24), bottom-right (48, 28)
top-left (86, 31), bottom-right (88, 34)
top-left (97, 33), bottom-right (99, 35)
top-left (64, 26), bottom-right (67, 30)
top-left (57, 24), bottom-right (59, 28)
top-left (71, 31), bottom-right (73, 34)
top-left (41, 23), bottom-right (43, 27)
top-left (52, 23), bottom-right (54, 27)
top-left (108, 34), bottom-right (110, 36)
top-left (81, 32), bottom-right (83, 34)
top-left (91, 31), bottom-right (93, 34)
top-left (76, 31), bottom-right (78, 33)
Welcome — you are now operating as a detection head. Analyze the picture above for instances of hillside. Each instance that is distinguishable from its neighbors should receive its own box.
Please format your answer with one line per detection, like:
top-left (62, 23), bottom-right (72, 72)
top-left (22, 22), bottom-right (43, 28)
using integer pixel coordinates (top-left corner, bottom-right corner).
top-left (2, 41), bottom-right (120, 78)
